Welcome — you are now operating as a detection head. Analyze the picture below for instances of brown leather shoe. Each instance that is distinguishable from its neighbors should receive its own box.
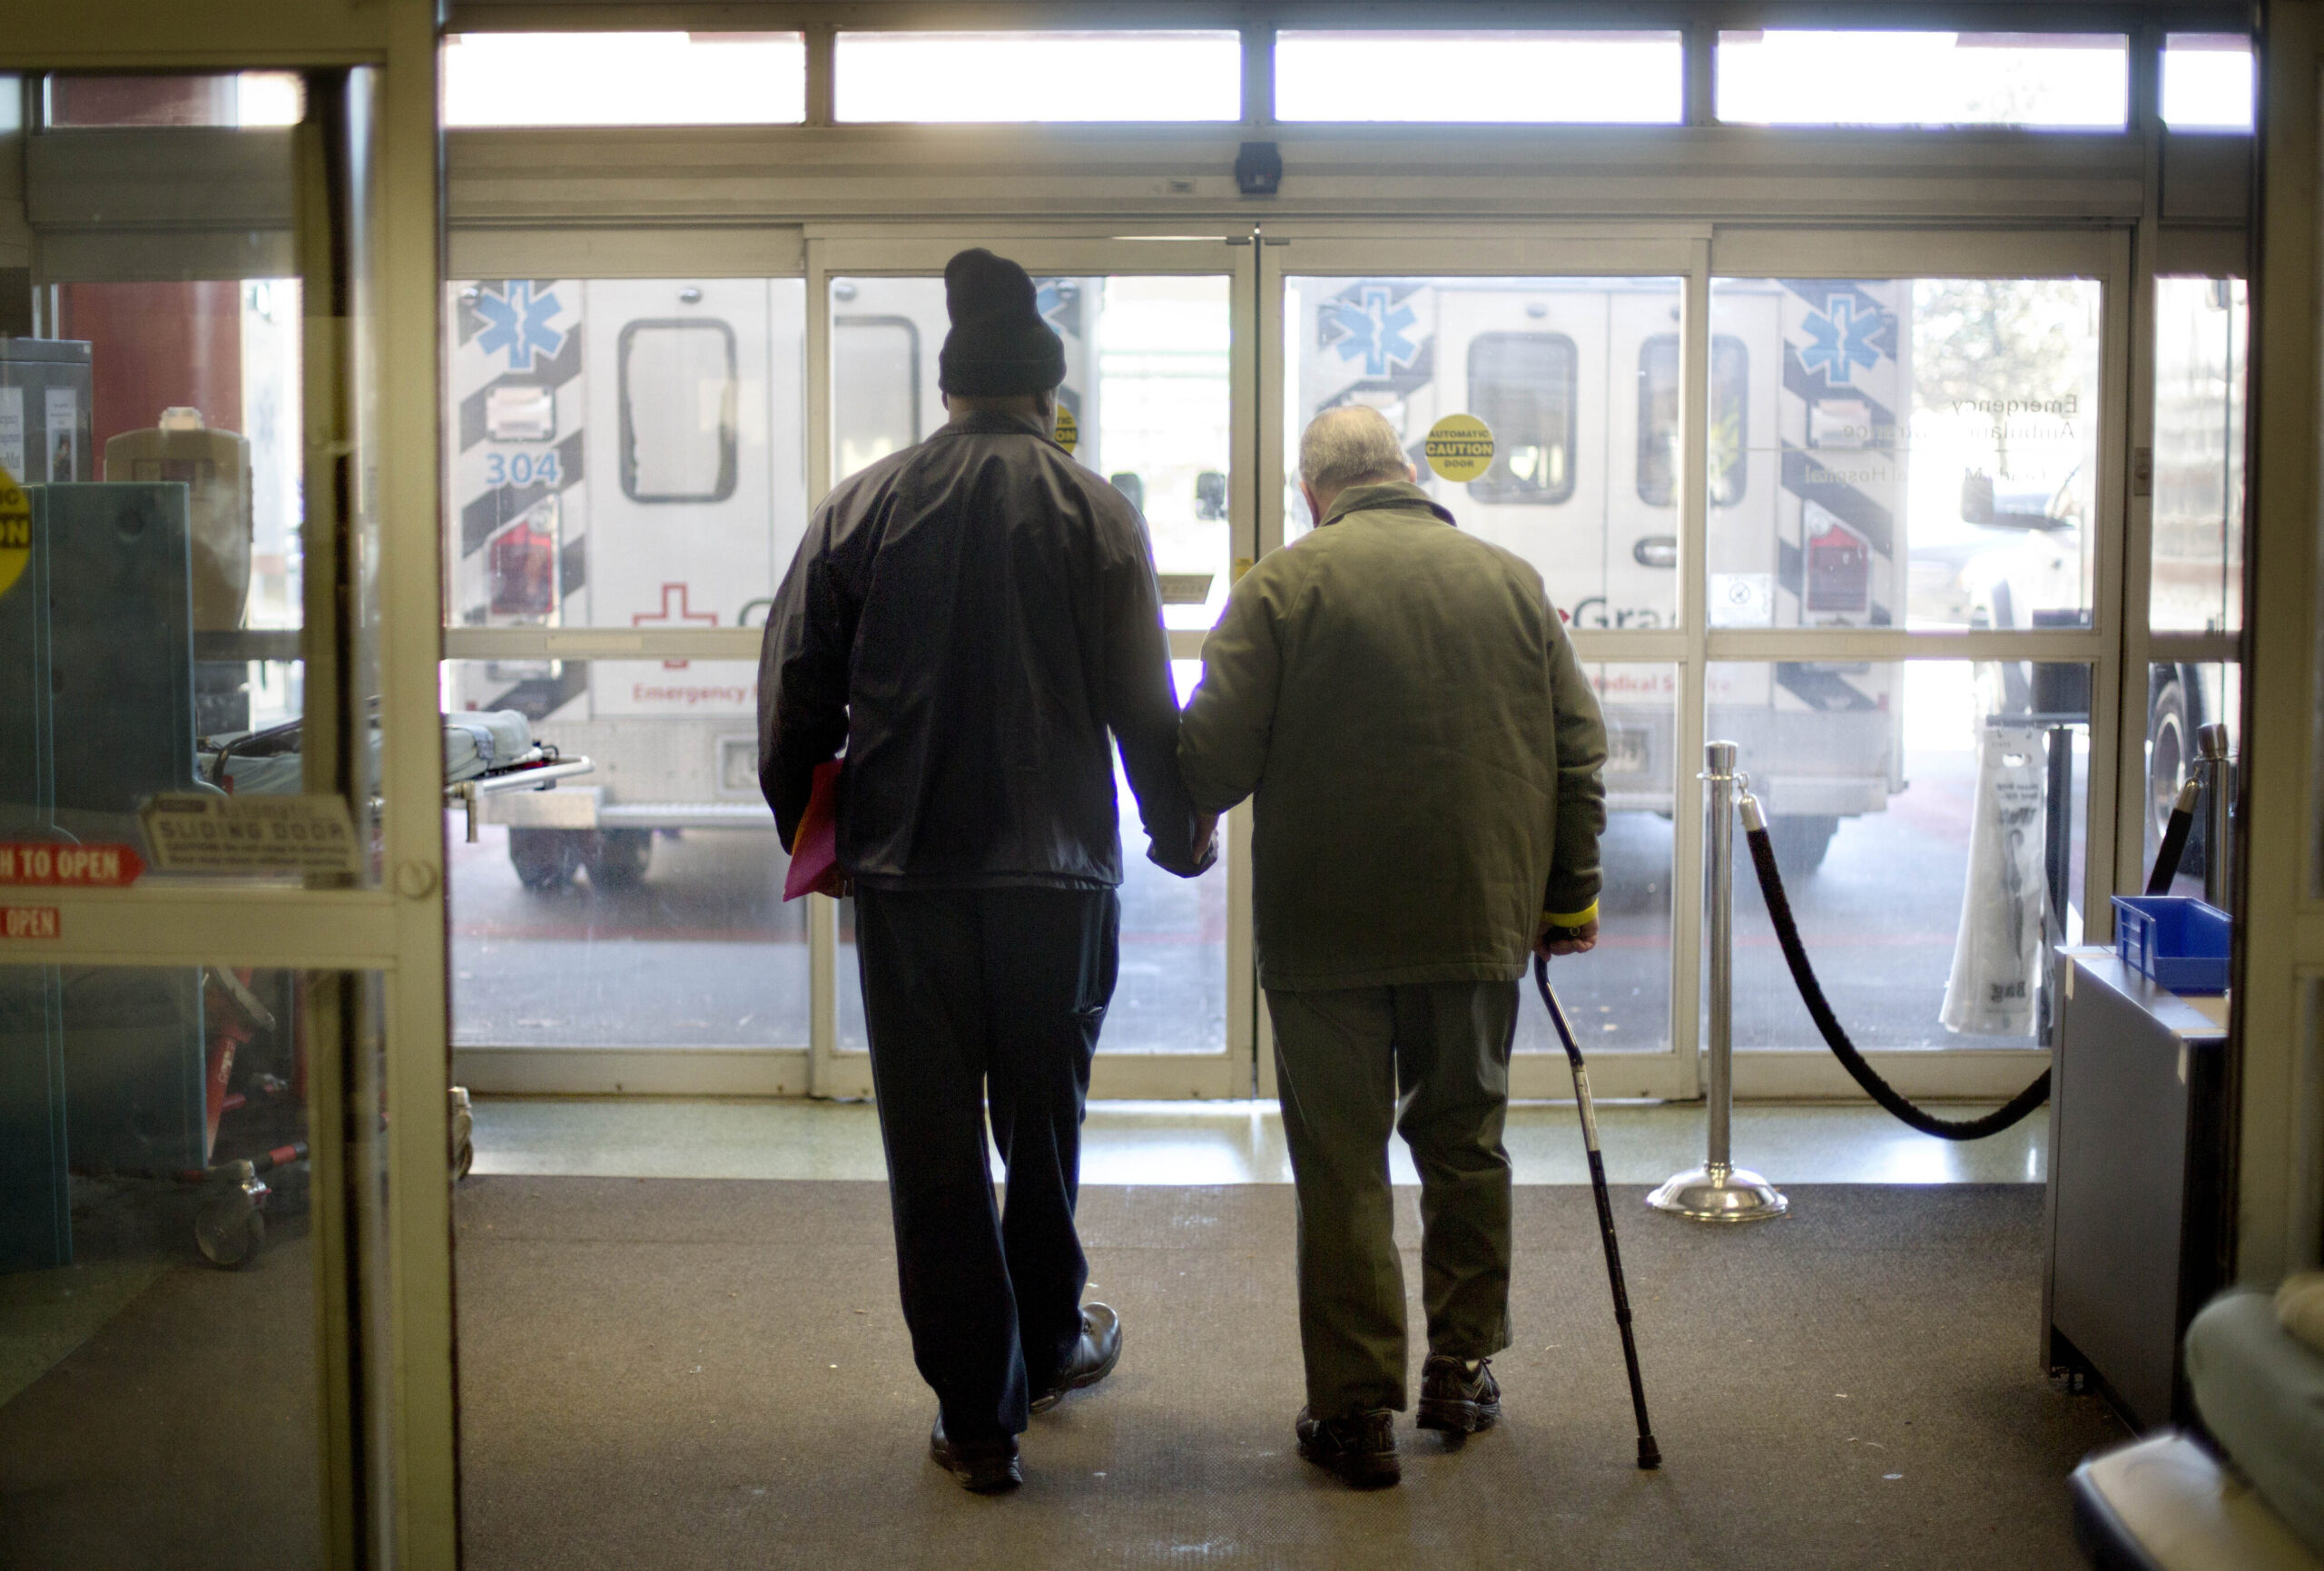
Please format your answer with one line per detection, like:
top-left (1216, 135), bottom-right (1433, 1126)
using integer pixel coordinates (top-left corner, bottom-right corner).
top-left (1416, 1354), bottom-right (1502, 1435)
top-left (929, 1416), bottom-right (1022, 1493)
top-left (1295, 1407), bottom-right (1401, 1488)
top-left (1029, 1302), bottom-right (1122, 1415)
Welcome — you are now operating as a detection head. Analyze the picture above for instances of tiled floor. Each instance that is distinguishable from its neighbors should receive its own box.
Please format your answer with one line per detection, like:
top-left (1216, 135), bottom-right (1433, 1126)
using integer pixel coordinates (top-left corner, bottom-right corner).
top-left (469, 1096), bottom-right (2046, 1185)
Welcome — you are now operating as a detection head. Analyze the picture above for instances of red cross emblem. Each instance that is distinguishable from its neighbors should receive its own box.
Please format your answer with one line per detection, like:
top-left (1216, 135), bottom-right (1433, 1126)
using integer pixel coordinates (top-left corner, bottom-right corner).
top-left (634, 582), bottom-right (716, 669)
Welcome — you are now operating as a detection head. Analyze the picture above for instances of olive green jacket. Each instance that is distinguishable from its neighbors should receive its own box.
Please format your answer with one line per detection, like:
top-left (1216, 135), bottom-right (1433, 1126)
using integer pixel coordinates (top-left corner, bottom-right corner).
top-left (1178, 481), bottom-right (1607, 991)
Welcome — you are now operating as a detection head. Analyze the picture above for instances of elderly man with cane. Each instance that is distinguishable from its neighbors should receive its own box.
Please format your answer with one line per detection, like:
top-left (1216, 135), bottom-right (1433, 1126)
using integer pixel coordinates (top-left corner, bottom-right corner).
top-left (1178, 404), bottom-right (1608, 1488)
top-left (759, 249), bottom-right (1215, 1493)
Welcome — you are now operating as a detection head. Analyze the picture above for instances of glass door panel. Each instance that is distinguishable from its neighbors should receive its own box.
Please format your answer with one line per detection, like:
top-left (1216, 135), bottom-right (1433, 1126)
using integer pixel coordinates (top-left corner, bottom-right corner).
top-left (830, 273), bottom-right (1235, 626)
top-left (1713, 660), bottom-right (2092, 1051)
top-left (1271, 248), bottom-right (1698, 1102)
top-left (1513, 664), bottom-right (1678, 1057)
top-left (1283, 274), bottom-right (1684, 630)
top-left (6, 64), bottom-right (424, 1565)
top-left (815, 244), bottom-right (1252, 1099)
top-left (1708, 277), bottom-right (2102, 635)
top-left (2151, 277), bottom-right (2246, 634)
top-left (443, 279), bottom-right (812, 1085)
top-left (6, 123), bottom-right (369, 880)
top-left (447, 277), bottom-right (807, 633)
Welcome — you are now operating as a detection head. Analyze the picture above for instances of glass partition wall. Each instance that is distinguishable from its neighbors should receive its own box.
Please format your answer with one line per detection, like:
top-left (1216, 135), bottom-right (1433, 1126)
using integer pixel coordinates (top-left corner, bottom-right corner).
top-left (440, 223), bottom-right (2211, 1106)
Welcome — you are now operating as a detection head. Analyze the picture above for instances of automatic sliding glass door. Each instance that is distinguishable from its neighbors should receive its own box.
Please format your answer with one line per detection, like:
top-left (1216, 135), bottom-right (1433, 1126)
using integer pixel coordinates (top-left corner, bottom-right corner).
top-left (807, 232), bottom-right (1259, 1101)
top-left (1262, 234), bottom-right (1705, 1102)
top-left (1258, 228), bottom-right (2132, 1106)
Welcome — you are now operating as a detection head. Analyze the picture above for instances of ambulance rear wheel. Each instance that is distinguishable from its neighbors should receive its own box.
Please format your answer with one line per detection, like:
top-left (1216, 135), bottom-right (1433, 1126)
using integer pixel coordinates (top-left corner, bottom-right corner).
top-left (1766, 815), bottom-right (1838, 873)
top-left (509, 828), bottom-right (581, 890)
top-left (2147, 673), bottom-right (2206, 878)
top-left (585, 829), bottom-right (653, 890)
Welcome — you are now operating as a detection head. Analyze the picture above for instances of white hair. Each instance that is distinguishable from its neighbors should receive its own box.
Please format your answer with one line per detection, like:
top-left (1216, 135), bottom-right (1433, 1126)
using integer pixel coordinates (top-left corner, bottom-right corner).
top-left (1299, 405), bottom-right (1409, 497)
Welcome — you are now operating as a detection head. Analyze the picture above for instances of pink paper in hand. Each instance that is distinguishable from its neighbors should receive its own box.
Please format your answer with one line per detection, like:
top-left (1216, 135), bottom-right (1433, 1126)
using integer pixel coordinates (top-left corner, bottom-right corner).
top-left (783, 760), bottom-right (846, 900)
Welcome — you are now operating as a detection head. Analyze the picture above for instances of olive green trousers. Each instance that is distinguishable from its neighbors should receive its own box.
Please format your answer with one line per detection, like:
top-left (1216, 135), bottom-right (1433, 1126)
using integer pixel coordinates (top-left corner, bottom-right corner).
top-left (1265, 980), bottom-right (1517, 1419)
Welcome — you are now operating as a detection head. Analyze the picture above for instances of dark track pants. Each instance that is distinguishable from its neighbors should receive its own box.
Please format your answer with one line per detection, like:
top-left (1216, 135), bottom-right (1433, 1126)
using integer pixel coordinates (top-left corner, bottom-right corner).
top-left (854, 885), bottom-right (1119, 1443)
top-left (1265, 980), bottom-right (1518, 1419)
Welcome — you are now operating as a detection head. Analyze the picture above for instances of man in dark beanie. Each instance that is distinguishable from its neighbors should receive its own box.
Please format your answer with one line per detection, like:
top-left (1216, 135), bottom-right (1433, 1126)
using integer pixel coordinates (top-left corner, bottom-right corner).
top-left (759, 249), bottom-right (1214, 1493)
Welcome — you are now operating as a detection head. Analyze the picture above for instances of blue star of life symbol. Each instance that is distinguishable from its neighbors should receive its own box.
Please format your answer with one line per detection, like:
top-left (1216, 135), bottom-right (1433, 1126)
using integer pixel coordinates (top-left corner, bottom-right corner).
top-left (1800, 296), bottom-right (1883, 387)
top-left (1320, 284), bottom-right (1420, 378)
top-left (475, 280), bottom-right (566, 373)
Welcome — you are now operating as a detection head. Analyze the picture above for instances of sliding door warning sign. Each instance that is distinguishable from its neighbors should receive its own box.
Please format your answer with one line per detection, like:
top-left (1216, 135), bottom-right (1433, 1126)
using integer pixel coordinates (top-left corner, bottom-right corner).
top-left (140, 794), bottom-right (363, 876)
top-left (2, 907), bottom-right (60, 940)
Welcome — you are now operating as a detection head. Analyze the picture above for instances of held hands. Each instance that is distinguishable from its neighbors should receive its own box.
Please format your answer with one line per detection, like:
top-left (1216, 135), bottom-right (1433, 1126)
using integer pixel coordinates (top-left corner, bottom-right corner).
top-left (1534, 917), bottom-right (1599, 959)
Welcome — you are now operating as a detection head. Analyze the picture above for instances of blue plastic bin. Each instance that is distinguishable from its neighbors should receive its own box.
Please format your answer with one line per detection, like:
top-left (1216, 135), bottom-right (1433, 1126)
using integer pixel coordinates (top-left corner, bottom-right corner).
top-left (2111, 896), bottom-right (2231, 995)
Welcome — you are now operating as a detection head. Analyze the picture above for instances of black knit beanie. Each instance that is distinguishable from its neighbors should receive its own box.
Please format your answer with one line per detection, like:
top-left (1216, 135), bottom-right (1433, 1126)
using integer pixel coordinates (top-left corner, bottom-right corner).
top-left (938, 249), bottom-right (1066, 398)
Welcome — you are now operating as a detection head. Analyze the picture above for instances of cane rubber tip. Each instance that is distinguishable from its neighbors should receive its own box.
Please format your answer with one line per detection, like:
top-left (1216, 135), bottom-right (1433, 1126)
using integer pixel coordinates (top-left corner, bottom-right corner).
top-left (1638, 1436), bottom-right (1662, 1470)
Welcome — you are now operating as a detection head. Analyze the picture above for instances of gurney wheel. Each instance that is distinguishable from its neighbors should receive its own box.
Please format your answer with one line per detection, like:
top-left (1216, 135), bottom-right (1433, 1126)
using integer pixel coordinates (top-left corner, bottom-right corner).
top-left (453, 1139), bottom-right (475, 1183)
top-left (196, 1196), bottom-right (266, 1270)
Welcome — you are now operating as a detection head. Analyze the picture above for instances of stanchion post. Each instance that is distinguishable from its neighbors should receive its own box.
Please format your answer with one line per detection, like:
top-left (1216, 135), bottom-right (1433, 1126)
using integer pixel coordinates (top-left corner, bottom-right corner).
top-left (1648, 742), bottom-right (1787, 1222)
top-left (2198, 722), bottom-right (2232, 910)
top-left (1706, 740), bottom-right (1735, 1173)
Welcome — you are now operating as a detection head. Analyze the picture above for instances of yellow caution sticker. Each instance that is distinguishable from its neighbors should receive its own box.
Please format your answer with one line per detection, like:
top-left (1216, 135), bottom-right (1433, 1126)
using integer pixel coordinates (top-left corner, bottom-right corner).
top-left (0, 463), bottom-right (26, 602)
top-left (1053, 406), bottom-right (1078, 455)
top-left (1424, 414), bottom-right (1495, 483)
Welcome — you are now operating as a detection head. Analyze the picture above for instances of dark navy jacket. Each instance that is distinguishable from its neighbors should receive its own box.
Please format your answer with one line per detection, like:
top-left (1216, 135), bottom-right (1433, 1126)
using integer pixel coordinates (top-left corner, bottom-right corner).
top-left (757, 411), bottom-right (1211, 889)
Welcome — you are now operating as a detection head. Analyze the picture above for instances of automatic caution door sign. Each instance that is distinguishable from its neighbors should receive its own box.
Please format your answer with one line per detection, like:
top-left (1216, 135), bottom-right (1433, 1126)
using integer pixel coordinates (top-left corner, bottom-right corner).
top-left (140, 793), bottom-right (364, 876)
top-left (1424, 415), bottom-right (1494, 483)
top-left (0, 462), bottom-right (28, 601)
top-left (1052, 406), bottom-right (1078, 455)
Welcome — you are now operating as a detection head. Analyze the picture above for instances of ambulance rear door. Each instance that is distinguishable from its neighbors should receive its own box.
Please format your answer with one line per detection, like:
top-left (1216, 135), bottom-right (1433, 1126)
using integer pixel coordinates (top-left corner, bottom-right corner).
top-left (581, 279), bottom-right (781, 727)
top-left (1423, 281), bottom-right (1613, 619)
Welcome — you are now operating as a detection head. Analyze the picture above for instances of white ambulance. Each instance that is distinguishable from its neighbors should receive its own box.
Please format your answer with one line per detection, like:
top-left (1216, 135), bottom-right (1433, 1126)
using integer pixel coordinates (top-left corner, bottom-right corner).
top-left (451, 271), bottom-right (2116, 889)
top-left (1289, 277), bottom-right (1927, 869)
top-left (446, 276), bottom-right (1106, 889)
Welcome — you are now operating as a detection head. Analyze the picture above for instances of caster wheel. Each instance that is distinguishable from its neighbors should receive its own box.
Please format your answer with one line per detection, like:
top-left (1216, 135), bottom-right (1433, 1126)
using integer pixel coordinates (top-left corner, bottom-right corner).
top-left (454, 1140), bottom-right (476, 1183)
top-left (196, 1198), bottom-right (266, 1270)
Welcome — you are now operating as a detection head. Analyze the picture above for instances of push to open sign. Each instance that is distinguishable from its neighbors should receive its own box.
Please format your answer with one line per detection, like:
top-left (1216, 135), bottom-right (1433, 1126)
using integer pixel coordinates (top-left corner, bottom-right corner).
top-left (0, 842), bottom-right (145, 888)
top-left (1, 907), bottom-right (60, 940)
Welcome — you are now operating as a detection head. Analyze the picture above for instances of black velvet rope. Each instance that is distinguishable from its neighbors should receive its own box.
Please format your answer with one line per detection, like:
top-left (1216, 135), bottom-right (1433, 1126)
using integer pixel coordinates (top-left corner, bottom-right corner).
top-left (2146, 805), bottom-right (2196, 896)
top-left (1742, 824), bottom-right (2053, 1142)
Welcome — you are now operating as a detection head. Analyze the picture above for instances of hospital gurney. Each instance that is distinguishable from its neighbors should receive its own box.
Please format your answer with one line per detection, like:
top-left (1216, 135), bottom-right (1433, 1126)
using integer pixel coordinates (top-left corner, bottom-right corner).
top-left (204, 707), bottom-right (596, 841)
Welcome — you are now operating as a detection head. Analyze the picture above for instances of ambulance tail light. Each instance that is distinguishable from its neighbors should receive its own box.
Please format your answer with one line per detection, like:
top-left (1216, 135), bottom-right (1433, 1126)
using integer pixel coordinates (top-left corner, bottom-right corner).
top-left (1805, 522), bottom-right (1872, 614)
top-left (487, 516), bottom-right (556, 618)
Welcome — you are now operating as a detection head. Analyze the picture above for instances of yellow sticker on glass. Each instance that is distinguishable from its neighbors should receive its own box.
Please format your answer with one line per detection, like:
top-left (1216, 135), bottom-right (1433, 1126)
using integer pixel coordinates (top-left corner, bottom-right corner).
top-left (1053, 406), bottom-right (1078, 455)
top-left (1424, 414), bottom-right (1494, 483)
top-left (0, 465), bottom-right (27, 602)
